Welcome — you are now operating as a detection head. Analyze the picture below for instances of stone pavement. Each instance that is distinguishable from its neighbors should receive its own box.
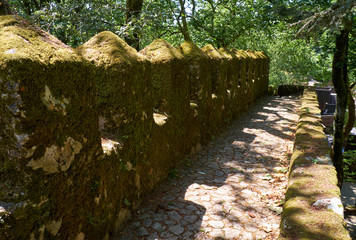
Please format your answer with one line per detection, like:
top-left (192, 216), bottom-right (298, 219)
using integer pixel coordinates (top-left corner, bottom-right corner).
top-left (114, 96), bottom-right (300, 240)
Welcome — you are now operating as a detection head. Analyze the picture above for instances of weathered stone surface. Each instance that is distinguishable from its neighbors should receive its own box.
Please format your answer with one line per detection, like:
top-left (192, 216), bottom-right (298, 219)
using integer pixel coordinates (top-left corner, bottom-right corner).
top-left (168, 225), bottom-right (185, 235)
top-left (0, 206), bottom-right (6, 217)
top-left (168, 210), bottom-right (182, 222)
top-left (27, 137), bottom-right (82, 174)
top-left (280, 87), bottom-right (351, 240)
top-left (116, 96), bottom-right (299, 240)
top-left (152, 222), bottom-right (165, 231)
top-left (1, 15), bottom-right (271, 240)
top-left (208, 220), bottom-right (224, 229)
top-left (0, 15), bottom-right (101, 239)
top-left (137, 227), bottom-right (149, 236)
top-left (209, 229), bottom-right (224, 238)
top-left (223, 228), bottom-right (241, 239)
top-left (143, 218), bottom-right (152, 227)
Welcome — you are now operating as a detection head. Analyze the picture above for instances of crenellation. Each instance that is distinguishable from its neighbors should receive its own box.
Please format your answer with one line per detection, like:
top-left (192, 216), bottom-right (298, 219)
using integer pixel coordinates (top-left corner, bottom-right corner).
top-left (0, 14), bottom-right (270, 239)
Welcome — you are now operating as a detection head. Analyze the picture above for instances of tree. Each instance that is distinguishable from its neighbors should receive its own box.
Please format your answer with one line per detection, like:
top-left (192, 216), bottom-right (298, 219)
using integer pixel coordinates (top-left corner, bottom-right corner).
top-left (8, 0), bottom-right (127, 46)
top-left (177, 0), bottom-right (191, 41)
top-left (11, 0), bottom-right (58, 15)
top-left (125, 0), bottom-right (143, 50)
top-left (332, 23), bottom-right (352, 187)
top-left (292, 0), bottom-right (355, 186)
top-left (6, 0), bottom-right (342, 92)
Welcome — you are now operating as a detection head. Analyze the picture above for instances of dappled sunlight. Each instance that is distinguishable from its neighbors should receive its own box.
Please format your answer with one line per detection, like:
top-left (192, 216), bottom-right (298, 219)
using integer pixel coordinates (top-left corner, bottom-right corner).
top-left (101, 138), bottom-right (122, 154)
top-left (116, 96), bottom-right (300, 239)
top-left (175, 95), bottom-right (300, 239)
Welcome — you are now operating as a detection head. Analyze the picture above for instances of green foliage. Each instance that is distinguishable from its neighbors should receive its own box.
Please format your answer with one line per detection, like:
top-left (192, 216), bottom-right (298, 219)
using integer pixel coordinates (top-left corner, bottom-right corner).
top-left (9, 0), bottom-right (127, 46)
top-left (7, 0), bottom-right (353, 87)
top-left (124, 197), bottom-right (131, 207)
top-left (343, 150), bottom-right (356, 181)
top-left (236, 24), bottom-right (333, 87)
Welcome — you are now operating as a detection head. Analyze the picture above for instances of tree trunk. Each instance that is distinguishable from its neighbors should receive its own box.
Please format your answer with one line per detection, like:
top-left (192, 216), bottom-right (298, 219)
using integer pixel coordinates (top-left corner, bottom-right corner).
top-left (332, 28), bottom-right (350, 187)
top-left (343, 90), bottom-right (355, 140)
top-left (125, 0), bottom-right (143, 50)
top-left (178, 0), bottom-right (192, 41)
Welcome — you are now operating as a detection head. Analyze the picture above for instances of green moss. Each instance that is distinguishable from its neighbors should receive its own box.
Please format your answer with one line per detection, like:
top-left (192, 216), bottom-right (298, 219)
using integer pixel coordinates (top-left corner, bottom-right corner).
top-left (77, 31), bottom-right (146, 66)
top-left (78, 31), bottom-right (152, 157)
top-left (140, 38), bottom-right (184, 63)
top-left (201, 44), bottom-right (222, 59)
top-left (1, 16), bottom-right (272, 239)
top-left (218, 47), bottom-right (234, 60)
top-left (179, 41), bottom-right (213, 143)
top-left (0, 15), bottom-right (80, 63)
top-left (1, 15), bottom-right (103, 239)
top-left (178, 41), bottom-right (208, 60)
top-left (230, 49), bottom-right (248, 60)
top-left (280, 87), bottom-right (350, 240)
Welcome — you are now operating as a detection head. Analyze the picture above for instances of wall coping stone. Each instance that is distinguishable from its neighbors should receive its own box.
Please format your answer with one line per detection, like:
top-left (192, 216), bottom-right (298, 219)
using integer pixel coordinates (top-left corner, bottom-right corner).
top-left (279, 87), bottom-right (351, 240)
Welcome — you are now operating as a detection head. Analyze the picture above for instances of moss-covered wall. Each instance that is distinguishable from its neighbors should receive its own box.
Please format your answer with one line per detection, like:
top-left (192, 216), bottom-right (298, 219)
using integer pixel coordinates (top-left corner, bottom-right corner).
top-left (178, 41), bottom-right (213, 144)
top-left (0, 15), bottom-right (270, 239)
top-left (139, 39), bottom-right (193, 186)
top-left (202, 44), bottom-right (228, 132)
top-left (0, 15), bottom-right (102, 239)
top-left (279, 87), bottom-right (350, 240)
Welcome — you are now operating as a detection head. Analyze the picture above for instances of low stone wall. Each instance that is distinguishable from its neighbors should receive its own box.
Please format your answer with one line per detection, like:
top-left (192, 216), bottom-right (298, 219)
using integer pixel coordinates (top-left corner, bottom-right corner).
top-left (279, 87), bottom-right (350, 240)
top-left (0, 15), bottom-right (269, 239)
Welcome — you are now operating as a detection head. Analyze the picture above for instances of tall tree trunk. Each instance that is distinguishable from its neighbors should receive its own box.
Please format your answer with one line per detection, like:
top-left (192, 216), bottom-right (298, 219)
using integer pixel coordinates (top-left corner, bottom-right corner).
top-left (332, 28), bottom-right (350, 187)
top-left (178, 0), bottom-right (192, 41)
top-left (343, 89), bottom-right (355, 140)
top-left (125, 0), bottom-right (143, 50)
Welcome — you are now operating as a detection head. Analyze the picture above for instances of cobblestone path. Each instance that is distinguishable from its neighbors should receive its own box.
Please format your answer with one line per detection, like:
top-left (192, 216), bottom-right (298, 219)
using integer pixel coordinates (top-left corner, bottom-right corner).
top-left (115, 96), bottom-right (300, 240)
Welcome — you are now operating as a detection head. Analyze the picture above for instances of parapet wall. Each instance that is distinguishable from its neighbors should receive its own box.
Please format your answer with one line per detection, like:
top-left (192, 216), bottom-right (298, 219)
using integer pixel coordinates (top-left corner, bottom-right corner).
top-left (279, 87), bottom-right (350, 240)
top-left (0, 16), bottom-right (269, 239)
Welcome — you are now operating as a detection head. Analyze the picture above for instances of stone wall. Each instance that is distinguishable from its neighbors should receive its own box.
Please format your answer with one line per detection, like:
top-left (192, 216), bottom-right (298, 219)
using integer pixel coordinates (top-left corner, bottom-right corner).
top-left (0, 15), bottom-right (269, 239)
top-left (279, 87), bottom-right (350, 240)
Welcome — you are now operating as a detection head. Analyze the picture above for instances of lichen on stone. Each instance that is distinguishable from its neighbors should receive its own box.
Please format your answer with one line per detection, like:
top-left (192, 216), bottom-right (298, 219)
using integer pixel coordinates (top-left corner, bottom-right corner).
top-left (41, 85), bottom-right (69, 115)
top-left (153, 113), bottom-right (168, 126)
top-left (45, 218), bottom-right (62, 235)
top-left (27, 137), bottom-right (82, 174)
top-left (101, 138), bottom-right (121, 154)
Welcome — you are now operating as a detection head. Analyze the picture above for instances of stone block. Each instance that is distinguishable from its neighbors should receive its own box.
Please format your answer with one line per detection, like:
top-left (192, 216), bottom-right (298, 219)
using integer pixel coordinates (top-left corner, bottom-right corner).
top-left (0, 15), bottom-right (101, 239)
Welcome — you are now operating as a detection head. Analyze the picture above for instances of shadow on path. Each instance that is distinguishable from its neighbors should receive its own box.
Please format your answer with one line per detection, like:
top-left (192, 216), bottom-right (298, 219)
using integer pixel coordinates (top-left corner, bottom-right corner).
top-left (114, 95), bottom-right (300, 240)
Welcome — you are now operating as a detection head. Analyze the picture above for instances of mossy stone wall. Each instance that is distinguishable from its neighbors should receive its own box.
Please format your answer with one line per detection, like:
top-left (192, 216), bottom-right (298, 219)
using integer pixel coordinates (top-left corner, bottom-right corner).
top-left (178, 41), bottom-right (212, 144)
top-left (202, 44), bottom-right (229, 132)
top-left (139, 39), bottom-right (193, 182)
top-left (1, 16), bottom-right (270, 239)
top-left (77, 31), bottom-right (154, 238)
top-left (232, 49), bottom-right (248, 112)
top-left (0, 15), bottom-right (102, 239)
top-left (279, 87), bottom-right (350, 240)
top-left (218, 48), bottom-right (237, 121)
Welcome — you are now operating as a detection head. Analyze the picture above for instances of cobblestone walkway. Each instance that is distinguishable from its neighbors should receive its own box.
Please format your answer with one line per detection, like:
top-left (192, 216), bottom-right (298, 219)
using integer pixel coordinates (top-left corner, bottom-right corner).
top-left (114, 96), bottom-right (300, 240)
